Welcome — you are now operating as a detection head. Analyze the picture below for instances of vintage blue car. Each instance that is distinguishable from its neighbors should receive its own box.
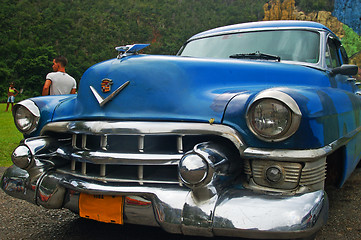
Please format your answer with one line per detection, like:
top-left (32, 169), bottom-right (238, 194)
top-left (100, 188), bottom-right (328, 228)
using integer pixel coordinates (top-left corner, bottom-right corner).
top-left (1, 21), bottom-right (360, 239)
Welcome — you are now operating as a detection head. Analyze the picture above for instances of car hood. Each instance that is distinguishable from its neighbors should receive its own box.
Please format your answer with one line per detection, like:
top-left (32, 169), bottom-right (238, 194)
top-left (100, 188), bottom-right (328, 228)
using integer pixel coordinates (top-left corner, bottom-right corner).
top-left (53, 55), bottom-right (328, 123)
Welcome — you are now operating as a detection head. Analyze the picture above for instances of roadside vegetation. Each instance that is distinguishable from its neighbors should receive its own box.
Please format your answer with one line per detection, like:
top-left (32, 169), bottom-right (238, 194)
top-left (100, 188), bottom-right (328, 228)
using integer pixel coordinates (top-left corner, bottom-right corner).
top-left (0, 0), bottom-right (269, 101)
top-left (0, 104), bottom-right (23, 166)
top-left (343, 24), bottom-right (361, 58)
top-left (2, 0), bottom-right (359, 103)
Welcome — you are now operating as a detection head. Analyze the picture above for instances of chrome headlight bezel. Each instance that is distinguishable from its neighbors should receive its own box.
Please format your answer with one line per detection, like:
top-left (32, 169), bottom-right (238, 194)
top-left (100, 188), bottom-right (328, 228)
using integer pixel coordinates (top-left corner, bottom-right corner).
top-left (12, 100), bottom-right (40, 135)
top-left (246, 90), bottom-right (302, 142)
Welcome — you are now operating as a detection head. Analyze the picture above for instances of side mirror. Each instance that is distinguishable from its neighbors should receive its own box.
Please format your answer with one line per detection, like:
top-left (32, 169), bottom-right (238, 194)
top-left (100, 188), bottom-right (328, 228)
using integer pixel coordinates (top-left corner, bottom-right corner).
top-left (332, 64), bottom-right (359, 76)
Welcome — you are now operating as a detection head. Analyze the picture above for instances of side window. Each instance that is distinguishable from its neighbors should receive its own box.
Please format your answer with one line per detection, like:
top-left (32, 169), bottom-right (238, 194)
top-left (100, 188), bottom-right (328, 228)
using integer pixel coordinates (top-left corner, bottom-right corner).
top-left (340, 45), bottom-right (349, 64)
top-left (326, 38), bottom-right (341, 68)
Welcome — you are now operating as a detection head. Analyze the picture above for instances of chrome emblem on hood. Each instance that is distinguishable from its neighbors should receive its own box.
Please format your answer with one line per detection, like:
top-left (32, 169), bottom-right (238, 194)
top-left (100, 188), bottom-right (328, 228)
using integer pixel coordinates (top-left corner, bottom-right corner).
top-left (90, 81), bottom-right (130, 107)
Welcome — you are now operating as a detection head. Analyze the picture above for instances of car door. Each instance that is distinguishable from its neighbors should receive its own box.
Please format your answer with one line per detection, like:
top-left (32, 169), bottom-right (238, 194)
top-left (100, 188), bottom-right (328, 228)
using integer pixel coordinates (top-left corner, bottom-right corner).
top-left (326, 36), bottom-right (358, 93)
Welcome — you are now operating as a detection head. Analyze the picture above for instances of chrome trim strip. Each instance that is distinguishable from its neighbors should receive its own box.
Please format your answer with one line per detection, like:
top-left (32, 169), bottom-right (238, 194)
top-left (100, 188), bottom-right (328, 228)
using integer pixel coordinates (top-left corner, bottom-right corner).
top-left (244, 147), bottom-right (329, 162)
top-left (189, 26), bottom-right (326, 41)
top-left (245, 125), bottom-right (361, 162)
top-left (90, 81), bottom-right (130, 107)
top-left (89, 86), bottom-right (104, 104)
top-left (56, 148), bottom-right (183, 165)
top-left (41, 121), bottom-right (245, 153)
top-left (57, 169), bottom-right (180, 184)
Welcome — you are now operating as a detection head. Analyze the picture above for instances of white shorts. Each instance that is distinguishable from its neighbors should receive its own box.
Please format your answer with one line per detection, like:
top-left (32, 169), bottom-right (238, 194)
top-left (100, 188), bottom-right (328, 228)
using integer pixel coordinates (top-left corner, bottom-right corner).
top-left (7, 96), bottom-right (15, 103)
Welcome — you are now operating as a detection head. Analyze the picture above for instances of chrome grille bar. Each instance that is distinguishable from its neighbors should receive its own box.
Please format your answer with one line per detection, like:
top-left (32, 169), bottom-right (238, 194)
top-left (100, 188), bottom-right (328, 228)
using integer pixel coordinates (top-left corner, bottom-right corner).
top-left (72, 134), bottom-right (77, 149)
top-left (177, 135), bottom-right (184, 153)
top-left (100, 135), bottom-right (108, 150)
top-left (71, 160), bottom-right (76, 171)
top-left (138, 135), bottom-right (145, 153)
top-left (81, 135), bottom-right (88, 150)
top-left (100, 164), bottom-right (106, 177)
top-left (60, 162), bottom-right (181, 185)
top-left (81, 162), bottom-right (86, 175)
top-left (138, 165), bottom-right (144, 185)
top-left (57, 168), bottom-right (181, 184)
top-left (41, 121), bottom-right (245, 153)
top-left (55, 148), bottom-right (183, 165)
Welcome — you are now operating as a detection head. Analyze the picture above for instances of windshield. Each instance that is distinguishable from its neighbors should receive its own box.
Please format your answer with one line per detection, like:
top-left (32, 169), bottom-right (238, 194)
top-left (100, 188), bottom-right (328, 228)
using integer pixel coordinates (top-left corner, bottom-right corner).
top-left (180, 30), bottom-right (320, 64)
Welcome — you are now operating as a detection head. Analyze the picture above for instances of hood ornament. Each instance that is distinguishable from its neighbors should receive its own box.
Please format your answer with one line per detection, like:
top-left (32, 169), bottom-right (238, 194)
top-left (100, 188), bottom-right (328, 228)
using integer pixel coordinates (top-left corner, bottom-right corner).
top-left (90, 80), bottom-right (130, 107)
top-left (115, 44), bottom-right (150, 59)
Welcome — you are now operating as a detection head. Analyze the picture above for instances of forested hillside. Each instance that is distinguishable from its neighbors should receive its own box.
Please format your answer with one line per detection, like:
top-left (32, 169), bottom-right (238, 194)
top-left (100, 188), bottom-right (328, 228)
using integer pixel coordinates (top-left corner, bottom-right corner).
top-left (0, 0), bottom-right (358, 100)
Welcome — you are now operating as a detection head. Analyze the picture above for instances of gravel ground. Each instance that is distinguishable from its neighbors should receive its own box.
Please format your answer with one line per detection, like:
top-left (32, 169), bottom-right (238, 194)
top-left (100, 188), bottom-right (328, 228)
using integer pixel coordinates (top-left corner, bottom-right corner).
top-left (0, 167), bottom-right (360, 240)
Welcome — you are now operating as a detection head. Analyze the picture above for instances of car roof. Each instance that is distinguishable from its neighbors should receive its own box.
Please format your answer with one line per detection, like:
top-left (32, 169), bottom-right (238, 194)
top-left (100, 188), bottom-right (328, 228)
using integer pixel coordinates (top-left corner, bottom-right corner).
top-left (189, 20), bottom-right (334, 41)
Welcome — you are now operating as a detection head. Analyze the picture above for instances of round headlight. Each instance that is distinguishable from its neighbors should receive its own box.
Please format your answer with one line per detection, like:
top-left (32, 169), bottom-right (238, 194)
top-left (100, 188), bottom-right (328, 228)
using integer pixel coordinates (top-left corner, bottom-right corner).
top-left (15, 105), bottom-right (34, 131)
top-left (248, 99), bottom-right (291, 138)
top-left (246, 91), bottom-right (302, 142)
top-left (13, 100), bottom-right (40, 134)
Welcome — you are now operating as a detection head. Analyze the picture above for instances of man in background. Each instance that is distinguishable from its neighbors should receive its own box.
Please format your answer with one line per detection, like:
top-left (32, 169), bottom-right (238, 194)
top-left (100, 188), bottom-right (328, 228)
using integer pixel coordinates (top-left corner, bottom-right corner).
top-left (42, 56), bottom-right (76, 95)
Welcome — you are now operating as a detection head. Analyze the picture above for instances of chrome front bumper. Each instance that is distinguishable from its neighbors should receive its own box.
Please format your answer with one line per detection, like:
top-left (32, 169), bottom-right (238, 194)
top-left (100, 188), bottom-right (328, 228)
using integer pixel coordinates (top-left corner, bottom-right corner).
top-left (1, 165), bottom-right (328, 239)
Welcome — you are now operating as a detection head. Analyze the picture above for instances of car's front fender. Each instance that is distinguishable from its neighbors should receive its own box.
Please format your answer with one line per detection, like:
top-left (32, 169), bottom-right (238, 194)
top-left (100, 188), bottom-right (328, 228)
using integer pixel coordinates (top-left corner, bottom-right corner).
top-left (223, 86), bottom-right (361, 150)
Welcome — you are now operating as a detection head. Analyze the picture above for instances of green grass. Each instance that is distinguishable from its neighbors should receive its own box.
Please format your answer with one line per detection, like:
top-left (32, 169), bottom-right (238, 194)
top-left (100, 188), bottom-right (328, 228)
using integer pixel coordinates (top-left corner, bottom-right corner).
top-left (0, 103), bottom-right (23, 166)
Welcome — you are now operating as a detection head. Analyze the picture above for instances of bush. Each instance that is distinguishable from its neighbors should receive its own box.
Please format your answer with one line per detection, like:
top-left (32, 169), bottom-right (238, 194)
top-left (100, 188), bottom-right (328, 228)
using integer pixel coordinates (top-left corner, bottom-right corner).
top-left (342, 24), bottom-right (361, 58)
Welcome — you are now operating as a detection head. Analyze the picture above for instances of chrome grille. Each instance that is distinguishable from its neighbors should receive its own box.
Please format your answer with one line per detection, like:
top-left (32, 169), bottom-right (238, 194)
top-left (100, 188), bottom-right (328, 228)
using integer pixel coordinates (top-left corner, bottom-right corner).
top-left (70, 133), bottom-right (186, 154)
top-left (40, 121), bottom-right (244, 185)
top-left (58, 161), bottom-right (180, 185)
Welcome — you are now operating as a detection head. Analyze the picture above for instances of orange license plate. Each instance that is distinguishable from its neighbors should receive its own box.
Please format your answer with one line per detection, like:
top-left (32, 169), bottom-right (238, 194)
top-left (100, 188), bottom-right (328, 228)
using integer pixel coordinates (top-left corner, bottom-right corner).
top-left (79, 193), bottom-right (124, 224)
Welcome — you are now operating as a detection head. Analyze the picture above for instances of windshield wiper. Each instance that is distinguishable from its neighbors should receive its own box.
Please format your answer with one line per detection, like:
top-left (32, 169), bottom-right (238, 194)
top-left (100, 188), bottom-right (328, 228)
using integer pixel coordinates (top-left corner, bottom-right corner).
top-left (230, 51), bottom-right (281, 62)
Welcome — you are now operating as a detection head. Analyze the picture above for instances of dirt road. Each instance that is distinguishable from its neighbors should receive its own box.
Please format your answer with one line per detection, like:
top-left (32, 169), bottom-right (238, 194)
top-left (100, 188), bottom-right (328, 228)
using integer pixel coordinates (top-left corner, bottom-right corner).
top-left (1, 167), bottom-right (360, 240)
